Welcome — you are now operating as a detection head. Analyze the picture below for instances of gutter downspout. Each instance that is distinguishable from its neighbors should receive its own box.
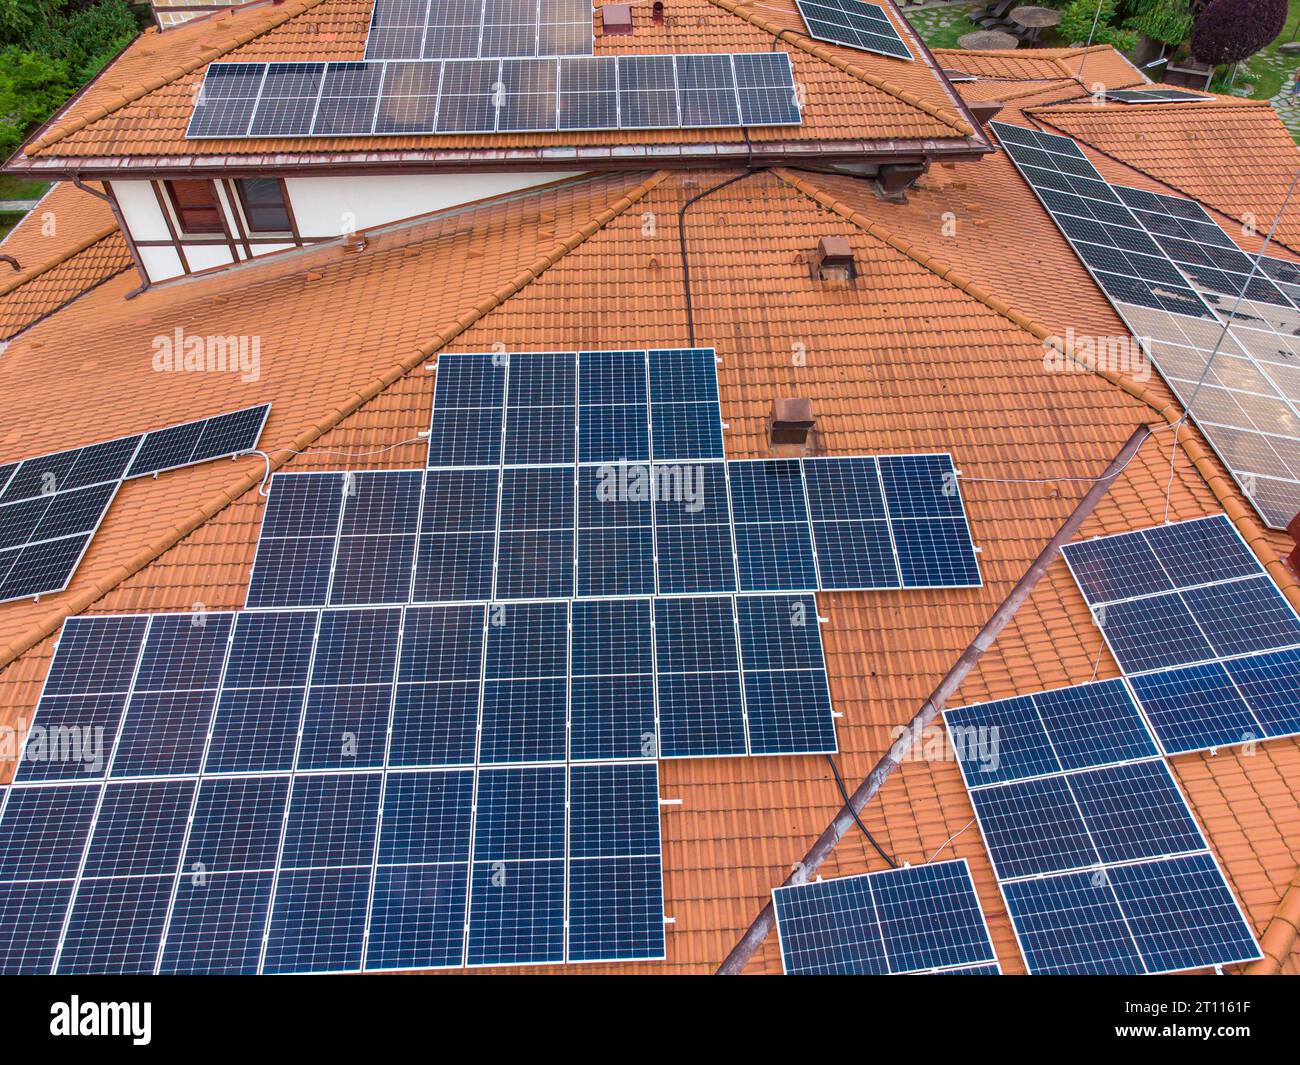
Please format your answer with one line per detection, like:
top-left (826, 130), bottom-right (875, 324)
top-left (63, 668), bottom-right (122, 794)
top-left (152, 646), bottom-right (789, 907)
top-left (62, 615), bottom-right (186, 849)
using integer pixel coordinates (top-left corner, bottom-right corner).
top-left (75, 173), bottom-right (152, 298)
top-left (716, 423), bottom-right (1153, 975)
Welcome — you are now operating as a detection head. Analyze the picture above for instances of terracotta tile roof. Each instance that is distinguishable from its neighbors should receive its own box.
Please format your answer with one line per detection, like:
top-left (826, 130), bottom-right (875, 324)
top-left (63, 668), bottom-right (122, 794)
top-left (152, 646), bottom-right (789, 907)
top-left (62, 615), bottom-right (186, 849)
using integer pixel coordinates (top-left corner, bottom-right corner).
top-left (3, 38), bottom-right (1300, 975)
top-left (1029, 92), bottom-right (1300, 253)
top-left (2, 154), bottom-right (1299, 973)
top-left (0, 182), bottom-right (133, 339)
top-left (15, 0), bottom-right (980, 169)
top-left (933, 44), bottom-right (1145, 89)
top-left (0, 181), bottom-right (115, 268)
top-left (0, 170), bottom-right (660, 665)
top-left (0, 228), bottom-right (133, 340)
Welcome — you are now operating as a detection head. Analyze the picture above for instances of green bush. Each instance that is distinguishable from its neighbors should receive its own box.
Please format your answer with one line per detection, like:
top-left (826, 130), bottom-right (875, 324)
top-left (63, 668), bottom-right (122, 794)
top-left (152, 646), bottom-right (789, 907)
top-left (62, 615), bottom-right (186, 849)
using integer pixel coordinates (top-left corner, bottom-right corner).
top-left (1125, 0), bottom-right (1195, 45)
top-left (0, 0), bottom-right (139, 161)
top-left (0, 45), bottom-right (72, 158)
top-left (1059, 0), bottom-right (1140, 51)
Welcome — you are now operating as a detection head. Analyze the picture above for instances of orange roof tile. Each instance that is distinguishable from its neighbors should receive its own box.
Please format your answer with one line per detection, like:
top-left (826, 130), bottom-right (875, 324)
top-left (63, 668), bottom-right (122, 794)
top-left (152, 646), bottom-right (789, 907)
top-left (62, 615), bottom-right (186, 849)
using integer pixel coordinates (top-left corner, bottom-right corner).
top-left (2, 38), bottom-right (1300, 977)
top-left (0, 181), bottom-right (114, 270)
top-left (0, 228), bottom-right (133, 340)
top-left (933, 44), bottom-right (1145, 89)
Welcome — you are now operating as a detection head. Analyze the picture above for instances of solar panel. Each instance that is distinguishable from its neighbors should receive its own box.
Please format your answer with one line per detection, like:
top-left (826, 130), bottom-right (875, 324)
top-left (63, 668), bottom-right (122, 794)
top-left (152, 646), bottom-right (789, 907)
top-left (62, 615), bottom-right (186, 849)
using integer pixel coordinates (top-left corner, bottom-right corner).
top-left (365, 0), bottom-right (593, 62)
top-left (993, 119), bottom-right (1300, 529)
top-left (795, 0), bottom-right (915, 61)
top-left (1104, 88), bottom-right (1212, 104)
top-left (943, 691), bottom-right (1261, 974)
top-left (186, 62), bottom-right (266, 138)
top-left (3, 605), bottom-right (666, 973)
top-left (188, 56), bottom-right (803, 139)
top-left (0, 405), bottom-right (269, 605)
top-left (253, 350), bottom-right (979, 603)
top-left (1062, 514), bottom-right (1300, 753)
top-left (772, 861), bottom-right (998, 975)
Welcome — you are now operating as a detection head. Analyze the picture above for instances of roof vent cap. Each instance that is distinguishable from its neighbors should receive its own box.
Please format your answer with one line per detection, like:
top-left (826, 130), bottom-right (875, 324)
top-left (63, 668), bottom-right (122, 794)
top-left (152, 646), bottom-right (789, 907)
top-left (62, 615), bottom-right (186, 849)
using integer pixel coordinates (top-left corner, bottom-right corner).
top-left (770, 398), bottom-right (816, 449)
top-left (602, 3), bottom-right (632, 35)
top-left (812, 236), bottom-right (856, 282)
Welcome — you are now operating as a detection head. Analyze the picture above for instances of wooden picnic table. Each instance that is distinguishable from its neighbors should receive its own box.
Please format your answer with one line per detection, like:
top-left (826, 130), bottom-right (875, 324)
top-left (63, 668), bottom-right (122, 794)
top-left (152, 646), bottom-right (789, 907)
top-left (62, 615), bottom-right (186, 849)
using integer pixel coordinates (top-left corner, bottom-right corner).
top-left (1010, 5), bottom-right (1061, 45)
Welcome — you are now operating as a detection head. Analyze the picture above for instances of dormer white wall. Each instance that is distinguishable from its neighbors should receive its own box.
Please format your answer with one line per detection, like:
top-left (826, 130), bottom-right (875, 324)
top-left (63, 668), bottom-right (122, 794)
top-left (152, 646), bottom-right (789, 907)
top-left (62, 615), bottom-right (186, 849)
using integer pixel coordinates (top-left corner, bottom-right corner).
top-left (107, 170), bottom-right (584, 284)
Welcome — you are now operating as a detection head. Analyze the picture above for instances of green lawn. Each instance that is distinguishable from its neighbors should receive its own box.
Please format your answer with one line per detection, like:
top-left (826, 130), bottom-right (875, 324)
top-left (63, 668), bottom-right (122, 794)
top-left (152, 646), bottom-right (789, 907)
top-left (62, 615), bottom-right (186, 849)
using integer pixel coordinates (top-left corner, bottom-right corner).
top-left (0, 176), bottom-right (49, 244)
top-left (905, 2), bottom-right (986, 50)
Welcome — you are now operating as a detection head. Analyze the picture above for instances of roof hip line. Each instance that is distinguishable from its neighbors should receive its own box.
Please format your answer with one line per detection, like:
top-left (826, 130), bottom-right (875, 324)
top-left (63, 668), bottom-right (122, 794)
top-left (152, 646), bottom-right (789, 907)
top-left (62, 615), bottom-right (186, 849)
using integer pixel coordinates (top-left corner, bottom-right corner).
top-left (1026, 110), bottom-right (1300, 259)
top-left (707, 0), bottom-right (975, 137)
top-left (0, 225), bottom-right (120, 298)
top-left (0, 169), bottom-right (668, 673)
top-left (24, 0), bottom-right (329, 156)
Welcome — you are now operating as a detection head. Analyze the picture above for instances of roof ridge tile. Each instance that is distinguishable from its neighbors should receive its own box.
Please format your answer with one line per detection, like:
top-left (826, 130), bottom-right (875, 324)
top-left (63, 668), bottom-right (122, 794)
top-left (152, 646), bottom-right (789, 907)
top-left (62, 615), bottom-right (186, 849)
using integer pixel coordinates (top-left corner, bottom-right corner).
top-left (0, 223), bottom-right (120, 298)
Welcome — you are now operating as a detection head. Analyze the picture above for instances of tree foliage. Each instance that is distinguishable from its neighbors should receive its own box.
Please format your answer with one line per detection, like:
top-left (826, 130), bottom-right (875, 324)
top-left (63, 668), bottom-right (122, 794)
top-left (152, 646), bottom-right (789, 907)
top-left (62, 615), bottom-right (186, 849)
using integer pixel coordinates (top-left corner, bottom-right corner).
top-left (1059, 0), bottom-right (1139, 52)
top-left (0, 0), bottom-right (139, 162)
top-left (1191, 0), bottom-right (1287, 65)
top-left (1125, 0), bottom-right (1195, 46)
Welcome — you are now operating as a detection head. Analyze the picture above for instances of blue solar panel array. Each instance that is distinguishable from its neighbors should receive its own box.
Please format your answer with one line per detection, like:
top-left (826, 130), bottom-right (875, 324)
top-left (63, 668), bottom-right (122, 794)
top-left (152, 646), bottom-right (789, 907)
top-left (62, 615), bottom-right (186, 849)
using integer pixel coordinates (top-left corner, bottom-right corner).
top-left (246, 351), bottom-right (980, 604)
top-left (771, 860), bottom-right (999, 975)
top-left (944, 682), bottom-right (1261, 974)
top-left (186, 54), bottom-right (803, 139)
top-left (993, 120), bottom-right (1300, 530)
top-left (0, 611), bottom-right (665, 973)
top-left (1062, 514), bottom-right (1300, 754)
top-left (0, 405), bottom-right (270, 606)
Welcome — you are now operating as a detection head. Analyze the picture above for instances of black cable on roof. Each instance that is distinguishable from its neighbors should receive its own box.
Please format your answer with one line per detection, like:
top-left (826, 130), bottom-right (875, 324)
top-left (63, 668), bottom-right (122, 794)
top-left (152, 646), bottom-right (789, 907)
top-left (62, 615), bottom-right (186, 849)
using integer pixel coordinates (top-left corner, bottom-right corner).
top-left (825, 753), bottom-right (898, 868)
top-left (677, 169), bottom-right (762, 348)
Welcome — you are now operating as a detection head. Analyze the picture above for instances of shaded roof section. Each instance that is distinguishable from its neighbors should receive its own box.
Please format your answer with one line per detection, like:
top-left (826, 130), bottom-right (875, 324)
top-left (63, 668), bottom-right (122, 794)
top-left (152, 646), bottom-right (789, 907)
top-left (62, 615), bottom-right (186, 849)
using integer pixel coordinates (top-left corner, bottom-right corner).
top-left (11, 0), bottom-right (985, 174)
top-left (1029, 92), bottom-right (1300, 252)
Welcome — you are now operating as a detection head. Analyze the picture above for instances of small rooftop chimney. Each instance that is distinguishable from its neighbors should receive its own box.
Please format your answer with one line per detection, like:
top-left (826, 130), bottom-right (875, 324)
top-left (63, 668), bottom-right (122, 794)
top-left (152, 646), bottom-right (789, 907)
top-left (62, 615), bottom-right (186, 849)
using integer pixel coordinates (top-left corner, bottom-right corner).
top-left (1288, 512), bottom-right (1300, 573)
top-left (602, 3), bottom-right (632, 36)
top-left (652, 1), bottom-right (664, 24)
top-left (770, 398), bottom-right (816, 449)
top-left (811, 236), bottom-right (856, 282)
top-left (968, 101), bottom-right (1004, 129)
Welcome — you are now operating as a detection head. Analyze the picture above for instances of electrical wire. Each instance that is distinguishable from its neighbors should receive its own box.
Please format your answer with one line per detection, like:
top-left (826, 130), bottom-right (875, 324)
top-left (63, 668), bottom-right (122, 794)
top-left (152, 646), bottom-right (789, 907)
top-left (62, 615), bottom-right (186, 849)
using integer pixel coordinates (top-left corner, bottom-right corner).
top-left (825, 753), bottom-right (898, 868)
top-left (926, 818), bottom-right (974, 864)
top-left (248, 435), bottom-right (430, 494)
top-left (678, 169), bottom-right (761, 347)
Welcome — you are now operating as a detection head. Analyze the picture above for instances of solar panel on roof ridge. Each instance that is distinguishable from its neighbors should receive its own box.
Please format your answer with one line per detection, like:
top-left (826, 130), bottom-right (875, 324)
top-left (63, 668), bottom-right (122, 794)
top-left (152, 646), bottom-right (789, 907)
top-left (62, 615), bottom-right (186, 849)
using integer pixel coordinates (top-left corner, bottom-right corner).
top-left (772, 860), bottom-right (999, 975)
top-left (794, 0), bottom-right (914, 62)
top-left (1105, 88), bottom-right (1211, 103)
top-left (188, 54), bottom-right (802, 139)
